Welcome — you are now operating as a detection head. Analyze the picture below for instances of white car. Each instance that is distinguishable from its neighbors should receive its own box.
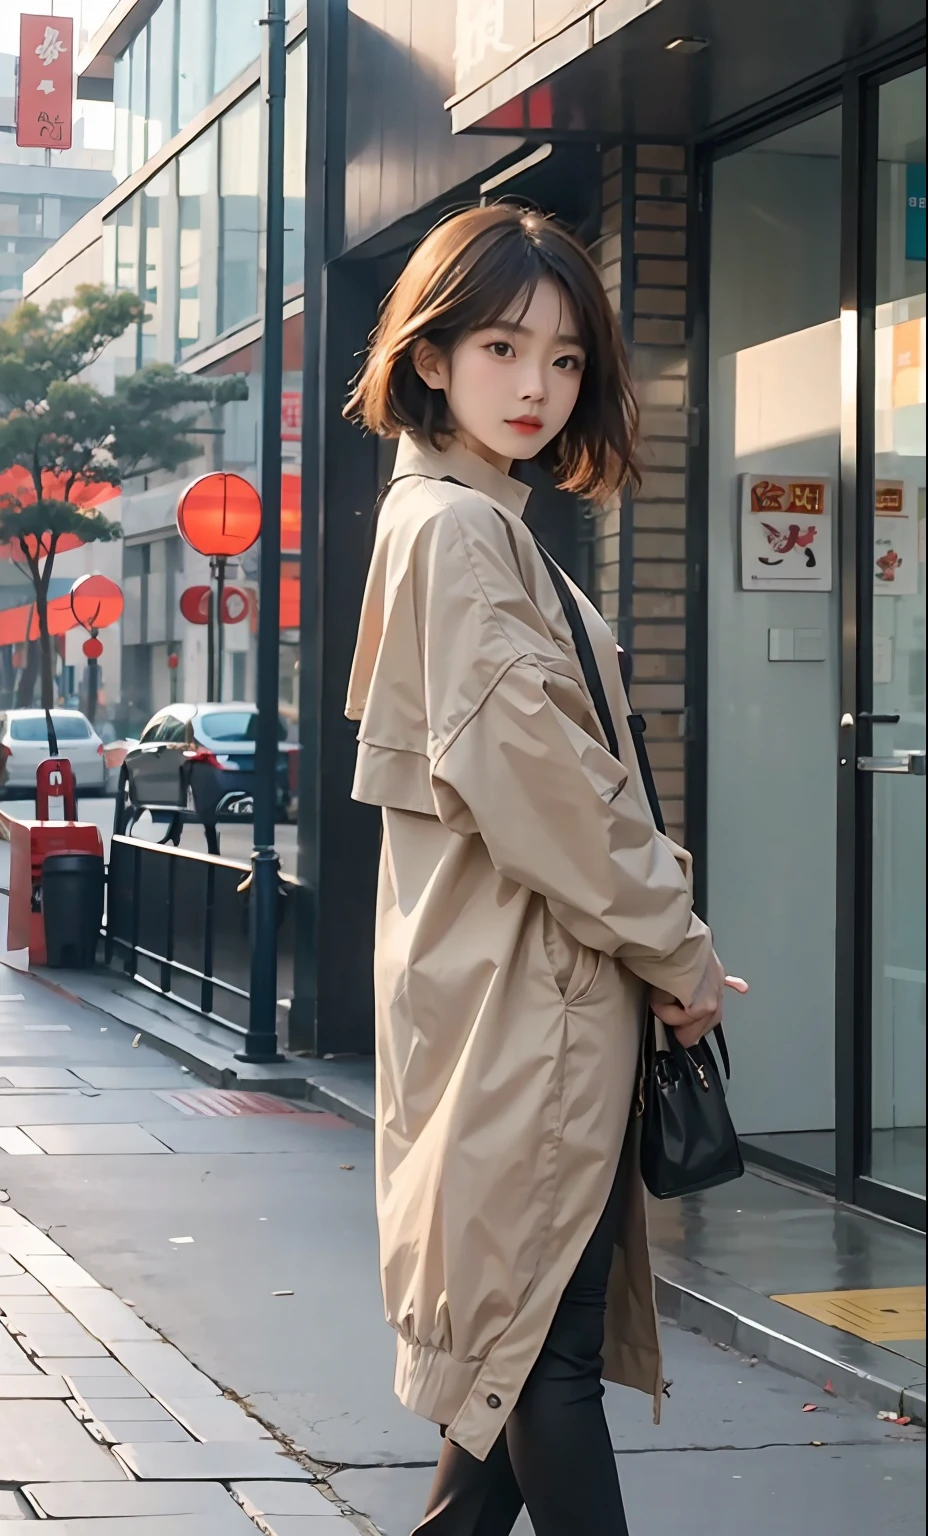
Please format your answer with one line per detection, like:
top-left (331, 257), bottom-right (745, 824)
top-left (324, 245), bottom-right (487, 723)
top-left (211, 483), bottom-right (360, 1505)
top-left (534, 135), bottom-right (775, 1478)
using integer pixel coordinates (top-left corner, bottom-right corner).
top-left (0, 709), bottom-right (108, 795)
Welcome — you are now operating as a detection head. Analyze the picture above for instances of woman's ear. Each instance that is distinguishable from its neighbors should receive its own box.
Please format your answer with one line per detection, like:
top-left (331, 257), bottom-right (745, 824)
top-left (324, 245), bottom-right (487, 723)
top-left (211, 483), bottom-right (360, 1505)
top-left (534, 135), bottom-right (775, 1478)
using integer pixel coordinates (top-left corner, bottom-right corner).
top-left (411, 338), bottom-right (448, 392)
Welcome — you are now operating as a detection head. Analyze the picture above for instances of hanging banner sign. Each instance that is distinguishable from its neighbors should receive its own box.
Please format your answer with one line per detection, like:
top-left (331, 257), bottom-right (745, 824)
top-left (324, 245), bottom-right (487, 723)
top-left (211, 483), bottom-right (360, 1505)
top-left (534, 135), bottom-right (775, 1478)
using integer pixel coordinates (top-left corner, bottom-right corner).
top-left (874, 480), bottom-right (918, 596)
top-left (16, 13), bottom-right (74, 151)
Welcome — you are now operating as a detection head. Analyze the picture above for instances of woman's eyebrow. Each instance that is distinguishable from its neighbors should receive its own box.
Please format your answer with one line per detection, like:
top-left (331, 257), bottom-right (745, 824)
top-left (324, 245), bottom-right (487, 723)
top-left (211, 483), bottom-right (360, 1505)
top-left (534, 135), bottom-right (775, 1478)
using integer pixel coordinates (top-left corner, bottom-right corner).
top-left (491, 319), bottom-right (584, 346)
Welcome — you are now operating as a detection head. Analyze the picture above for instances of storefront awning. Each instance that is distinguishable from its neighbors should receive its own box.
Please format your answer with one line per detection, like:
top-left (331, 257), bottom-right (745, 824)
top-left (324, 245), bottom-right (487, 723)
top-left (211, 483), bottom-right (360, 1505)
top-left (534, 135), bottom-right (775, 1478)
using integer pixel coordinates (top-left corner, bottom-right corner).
top-left (448, 0), bottom-right (926, 140)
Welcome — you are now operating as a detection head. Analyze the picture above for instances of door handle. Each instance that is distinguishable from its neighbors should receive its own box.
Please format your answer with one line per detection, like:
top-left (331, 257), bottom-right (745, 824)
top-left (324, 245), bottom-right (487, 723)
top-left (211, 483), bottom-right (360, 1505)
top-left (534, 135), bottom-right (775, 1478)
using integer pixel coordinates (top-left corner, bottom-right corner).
top-left (857, 711), bottom-right (901, 725)
top-left (857, 751), bottom-right (926, 776)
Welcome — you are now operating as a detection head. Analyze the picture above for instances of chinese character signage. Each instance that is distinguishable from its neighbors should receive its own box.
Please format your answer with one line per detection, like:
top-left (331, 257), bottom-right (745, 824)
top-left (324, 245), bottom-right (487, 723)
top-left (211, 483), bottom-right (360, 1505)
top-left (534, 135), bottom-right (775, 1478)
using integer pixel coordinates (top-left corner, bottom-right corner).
top-left (16, 13), bottom-right (73, 151)
top-left (906, 165), bottom-right (926, 264)
top-left (281, 391), bottom-right (302, 442)
top-left (874, 480), bottom-right (918, 596)
top-left (740, 475), bottom-right (833, 592)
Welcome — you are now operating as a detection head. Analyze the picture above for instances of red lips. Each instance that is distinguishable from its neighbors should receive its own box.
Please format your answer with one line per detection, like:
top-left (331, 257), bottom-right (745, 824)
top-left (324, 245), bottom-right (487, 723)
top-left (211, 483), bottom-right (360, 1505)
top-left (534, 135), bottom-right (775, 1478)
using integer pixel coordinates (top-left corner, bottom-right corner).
top-left (506, 417), bottom-right (543, 435)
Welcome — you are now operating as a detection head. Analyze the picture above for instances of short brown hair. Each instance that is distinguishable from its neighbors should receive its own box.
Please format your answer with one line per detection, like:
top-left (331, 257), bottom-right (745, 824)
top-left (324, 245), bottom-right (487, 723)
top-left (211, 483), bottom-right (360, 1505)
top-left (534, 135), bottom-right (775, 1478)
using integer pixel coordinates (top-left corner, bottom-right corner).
top-left (344, 204), bottom-right (639, 502)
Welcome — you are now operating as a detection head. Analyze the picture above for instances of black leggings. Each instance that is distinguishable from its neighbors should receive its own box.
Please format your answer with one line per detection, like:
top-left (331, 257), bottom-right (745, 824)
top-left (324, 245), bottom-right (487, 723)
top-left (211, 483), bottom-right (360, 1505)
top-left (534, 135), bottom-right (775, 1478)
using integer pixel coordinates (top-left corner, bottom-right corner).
top-left (412, 1164), bottom-right (630, 1536)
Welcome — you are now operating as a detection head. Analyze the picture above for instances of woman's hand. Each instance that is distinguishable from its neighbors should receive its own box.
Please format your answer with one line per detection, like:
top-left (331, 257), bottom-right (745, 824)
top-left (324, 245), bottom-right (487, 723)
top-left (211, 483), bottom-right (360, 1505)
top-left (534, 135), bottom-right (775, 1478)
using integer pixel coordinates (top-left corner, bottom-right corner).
top-left (649, 956), bottom-right (748, 1049)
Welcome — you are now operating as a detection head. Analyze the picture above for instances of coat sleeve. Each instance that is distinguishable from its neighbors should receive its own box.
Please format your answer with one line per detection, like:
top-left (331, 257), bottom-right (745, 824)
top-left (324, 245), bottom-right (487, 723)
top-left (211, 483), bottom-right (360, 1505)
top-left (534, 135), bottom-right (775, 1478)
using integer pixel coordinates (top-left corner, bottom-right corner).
top-left (430, 653), bottom-right (713, 1009)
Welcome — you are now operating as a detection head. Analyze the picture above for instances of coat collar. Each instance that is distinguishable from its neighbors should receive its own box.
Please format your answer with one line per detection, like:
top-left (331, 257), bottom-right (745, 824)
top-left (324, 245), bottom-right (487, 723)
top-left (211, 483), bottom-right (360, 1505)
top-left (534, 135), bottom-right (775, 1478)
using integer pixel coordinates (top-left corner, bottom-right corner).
top-left (393, 434), bottom-right (532, 521)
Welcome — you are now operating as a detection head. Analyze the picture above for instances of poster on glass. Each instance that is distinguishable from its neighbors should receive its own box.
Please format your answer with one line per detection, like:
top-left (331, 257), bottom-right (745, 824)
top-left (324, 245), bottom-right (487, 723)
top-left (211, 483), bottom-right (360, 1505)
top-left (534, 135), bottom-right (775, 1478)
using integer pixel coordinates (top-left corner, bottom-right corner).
top-left (740, 475), bottom-right (833, 592)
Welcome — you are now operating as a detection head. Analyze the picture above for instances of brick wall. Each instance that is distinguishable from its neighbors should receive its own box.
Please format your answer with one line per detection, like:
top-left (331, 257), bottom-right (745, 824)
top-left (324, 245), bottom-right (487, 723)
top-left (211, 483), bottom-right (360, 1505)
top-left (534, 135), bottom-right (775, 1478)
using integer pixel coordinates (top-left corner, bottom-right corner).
top-left (591, 142), bottom-right (690, 844)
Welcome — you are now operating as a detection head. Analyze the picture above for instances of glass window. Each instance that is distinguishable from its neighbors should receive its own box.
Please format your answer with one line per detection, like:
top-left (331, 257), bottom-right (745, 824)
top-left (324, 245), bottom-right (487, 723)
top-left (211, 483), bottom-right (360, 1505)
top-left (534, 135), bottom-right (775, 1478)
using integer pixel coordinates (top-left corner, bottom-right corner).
top-left (147, 0), bottom-right (177, 155)
top-left (177, 0), bottom-right (214, 130)
top-left (707, 107), bottom-right (843, 1178)
top-left (141, 170), bottom-right (170, 363)
top-left (198, 709), bottom-right (286, 742)
top-left (178, 127), bottom-right (219, 352)
top-left (113, 48), bottom-right (131, 183)
top-left (214, 0), bottom-right (263, 95)
top-left (129, 26), bottom-right (149, 174)
top-left (868, 66), bottom-right (926, 1198)
top-left (284, 38), bottom-right (307, 289)
top-left (219, 91), bottom-right (261, 333)
top-left (11, 714), bottom-right (91, 742)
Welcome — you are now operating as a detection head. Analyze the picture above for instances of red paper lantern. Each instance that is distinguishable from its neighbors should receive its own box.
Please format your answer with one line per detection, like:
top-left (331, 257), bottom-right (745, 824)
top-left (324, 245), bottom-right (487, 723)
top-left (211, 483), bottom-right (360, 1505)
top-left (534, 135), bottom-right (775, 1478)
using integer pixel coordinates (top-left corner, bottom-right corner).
top-left (179, 585), bottom-right (211, 625)
top-left (220, 586), bottom-right (249, 625)
top-left (167, 652), bottom-right (180, 670)
top-left (177, 473), bottom-right (262, 558)
top-left (82, 636), bottom-right (104, 659)
top-left (70, 574), bottom-right (124, 632)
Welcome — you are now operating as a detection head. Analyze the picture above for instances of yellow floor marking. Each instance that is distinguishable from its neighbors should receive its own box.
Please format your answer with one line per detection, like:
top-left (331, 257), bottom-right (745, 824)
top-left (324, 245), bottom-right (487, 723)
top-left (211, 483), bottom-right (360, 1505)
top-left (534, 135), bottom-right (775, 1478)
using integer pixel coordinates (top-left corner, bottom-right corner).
top-left (771, 1285), bottom-right (926, 1343)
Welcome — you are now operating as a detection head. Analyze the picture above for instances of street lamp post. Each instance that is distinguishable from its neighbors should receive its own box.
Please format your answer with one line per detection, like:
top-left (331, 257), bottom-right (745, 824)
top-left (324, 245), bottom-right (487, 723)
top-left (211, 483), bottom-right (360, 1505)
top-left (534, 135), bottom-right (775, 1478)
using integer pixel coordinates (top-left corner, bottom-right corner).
top-left (238, 0), bottom-right (287, 1064)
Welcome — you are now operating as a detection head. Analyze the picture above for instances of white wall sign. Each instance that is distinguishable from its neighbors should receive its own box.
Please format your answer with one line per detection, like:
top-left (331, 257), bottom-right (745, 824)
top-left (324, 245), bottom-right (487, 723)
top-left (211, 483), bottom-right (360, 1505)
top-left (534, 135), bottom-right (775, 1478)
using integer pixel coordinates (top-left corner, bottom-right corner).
top-left (873, 480), bottom-right (918, 596)
top-left (740, 474), bottom-right (833, 592)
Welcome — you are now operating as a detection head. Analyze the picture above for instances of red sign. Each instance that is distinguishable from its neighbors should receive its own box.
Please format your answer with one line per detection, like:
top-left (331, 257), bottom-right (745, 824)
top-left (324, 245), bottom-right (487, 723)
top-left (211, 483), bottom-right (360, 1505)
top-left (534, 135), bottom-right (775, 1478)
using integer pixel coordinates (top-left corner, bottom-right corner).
top-left (70, 574), bottom-right (124, 631)
top-left (82, 636), bottom-right (104, 660)
top-left (180, 586), bottom-right (211, 625)
top-left (220, 586), bottom-right (249, 625)
top-left (177, 473), bottom-right (262, 558)
top-left (281, 391), bottom-right (302, 442)
top-left (16, 14), bottom-right (74, 151)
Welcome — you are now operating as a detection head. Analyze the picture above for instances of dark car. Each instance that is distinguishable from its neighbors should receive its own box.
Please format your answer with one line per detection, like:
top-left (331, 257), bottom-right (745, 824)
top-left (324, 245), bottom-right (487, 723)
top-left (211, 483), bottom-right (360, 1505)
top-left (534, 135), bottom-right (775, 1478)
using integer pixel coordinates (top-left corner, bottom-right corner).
top-left (114, 703), bottom-right (296, 849)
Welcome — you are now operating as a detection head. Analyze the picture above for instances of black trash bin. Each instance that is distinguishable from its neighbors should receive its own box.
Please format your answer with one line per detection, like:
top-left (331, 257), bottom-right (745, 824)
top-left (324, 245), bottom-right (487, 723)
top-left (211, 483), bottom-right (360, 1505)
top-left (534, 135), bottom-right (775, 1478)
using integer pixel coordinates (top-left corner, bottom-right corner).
top-left (41, 853), bottom-right (105, 969)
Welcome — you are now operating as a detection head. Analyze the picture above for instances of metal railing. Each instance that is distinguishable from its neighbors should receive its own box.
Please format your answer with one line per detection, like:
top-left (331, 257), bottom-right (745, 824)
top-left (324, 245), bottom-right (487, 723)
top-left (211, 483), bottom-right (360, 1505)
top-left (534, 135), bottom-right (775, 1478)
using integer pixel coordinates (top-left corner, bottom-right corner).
top-left (105, 834), bottom-right (297, 1034)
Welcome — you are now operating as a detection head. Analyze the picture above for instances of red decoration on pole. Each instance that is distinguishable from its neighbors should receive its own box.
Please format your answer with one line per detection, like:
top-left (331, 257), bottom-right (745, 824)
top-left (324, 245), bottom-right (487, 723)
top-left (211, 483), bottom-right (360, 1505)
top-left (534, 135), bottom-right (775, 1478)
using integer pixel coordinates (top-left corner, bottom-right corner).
top-left (82, 636), bottom-right (103, 659)
top-left (16, 13), bottom-right (74, 151)
top-left (177, 473), bottom-right (262, 558)
top-left (220, 586), bottom-right (250, 625)
top-left (179, 585), bottom-right (212, 625)
top-left (69, 574), bottom-right (124, 632)
top-left (167, 652), bottom-right (180, 670)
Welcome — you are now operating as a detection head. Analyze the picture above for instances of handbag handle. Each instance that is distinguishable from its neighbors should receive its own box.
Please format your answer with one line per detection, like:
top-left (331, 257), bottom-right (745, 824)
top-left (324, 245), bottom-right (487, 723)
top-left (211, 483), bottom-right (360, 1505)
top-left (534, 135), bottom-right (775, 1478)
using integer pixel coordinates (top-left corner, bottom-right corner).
top-left (533, 539), bottom-right (730, 1081)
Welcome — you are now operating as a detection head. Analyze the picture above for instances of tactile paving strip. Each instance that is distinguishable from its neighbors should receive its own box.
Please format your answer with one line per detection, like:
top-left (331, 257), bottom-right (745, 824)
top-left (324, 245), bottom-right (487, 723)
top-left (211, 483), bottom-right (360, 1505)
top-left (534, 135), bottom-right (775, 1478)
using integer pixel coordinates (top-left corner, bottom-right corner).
top-left (771, 1285), bottom-right (926, 1343)
top-left (154, 1090), bottom-right (308, 1118)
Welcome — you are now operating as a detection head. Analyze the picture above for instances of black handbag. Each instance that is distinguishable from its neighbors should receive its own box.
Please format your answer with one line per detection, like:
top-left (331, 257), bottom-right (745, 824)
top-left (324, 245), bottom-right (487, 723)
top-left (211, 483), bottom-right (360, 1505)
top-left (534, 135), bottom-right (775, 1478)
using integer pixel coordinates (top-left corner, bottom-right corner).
top-left (534, 542), bottom-right (744, 1201)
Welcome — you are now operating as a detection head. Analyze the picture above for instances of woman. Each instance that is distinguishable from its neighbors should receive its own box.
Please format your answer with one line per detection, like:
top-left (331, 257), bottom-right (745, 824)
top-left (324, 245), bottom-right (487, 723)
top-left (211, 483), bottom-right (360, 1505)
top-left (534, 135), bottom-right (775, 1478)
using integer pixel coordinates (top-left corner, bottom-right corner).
top-left (345, 205), bottom-right (743, 1534)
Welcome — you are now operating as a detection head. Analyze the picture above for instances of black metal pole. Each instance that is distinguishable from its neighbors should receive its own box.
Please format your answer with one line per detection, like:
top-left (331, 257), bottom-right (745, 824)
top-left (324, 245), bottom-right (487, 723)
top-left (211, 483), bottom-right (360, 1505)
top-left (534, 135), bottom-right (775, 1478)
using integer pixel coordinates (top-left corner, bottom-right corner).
top-left (87, 639), bottom-right (99, 725)
top-left (238, 0), bottom-right (286, 1063)
top-left (213, 556), bottom-right (226, 702)
top-left (206, 587), bottom-right (216, 703)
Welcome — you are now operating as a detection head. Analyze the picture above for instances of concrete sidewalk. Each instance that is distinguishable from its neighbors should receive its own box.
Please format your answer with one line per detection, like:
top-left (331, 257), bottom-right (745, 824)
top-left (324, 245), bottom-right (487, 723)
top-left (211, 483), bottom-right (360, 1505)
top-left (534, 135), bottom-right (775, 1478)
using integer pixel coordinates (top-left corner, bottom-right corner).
top-left (2, 962), bottom-right (925, 1534)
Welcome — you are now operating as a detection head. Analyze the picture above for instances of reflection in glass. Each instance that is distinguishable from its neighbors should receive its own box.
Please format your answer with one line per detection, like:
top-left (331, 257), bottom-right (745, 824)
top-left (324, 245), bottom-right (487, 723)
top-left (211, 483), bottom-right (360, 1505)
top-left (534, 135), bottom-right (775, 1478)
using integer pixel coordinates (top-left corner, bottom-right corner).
top-left (129, 27), bottom-right (149, 174)
top-left (178, 128), bottom-right (218, 353)
top-left (113, 48), bottom-right (130, 183)
top-left (869, 66), bottom-right (926, 1199)
top-left (707, 107), bottom-right (843, 1179)
top-left (214, 0), bottom-right (263, 95)
top-left (141, 171), bottom-right (170, 364)
top-left (147, 0), bottom-right (177, 155)
top-left (219, 92), bottom-right (261, 333)
top-left (178, 0), bottom-right (214, 131)
top-left (284, 39), bottom-right (307, 289)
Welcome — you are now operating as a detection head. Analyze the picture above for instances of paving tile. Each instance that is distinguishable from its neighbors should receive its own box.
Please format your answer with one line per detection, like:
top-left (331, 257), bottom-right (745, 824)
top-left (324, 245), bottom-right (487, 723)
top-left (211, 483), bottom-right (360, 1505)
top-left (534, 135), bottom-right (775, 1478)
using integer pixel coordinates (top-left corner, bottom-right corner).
top-left (0, 1126), bottom-right (43, 1154)
top-left (0, 1325), bottom-right (33, 1371)
top-left (20, 1254), bottom-right (101, 1288)
top-left (0, 1274), bottom-right (47, 1296)
top-left (113, 1440), bottom-right (313, 1481)
top-left (81, 1396), bottom-right (173, 1422)
top-left (93, 1417), bottom-right (194, 1444)
top-left (9, 1315), bottom-right (109, 1357)
top-left (168, 1395), bottom-right (272, 1441)
top-left (54, 1288), bottom-right (162, 1344)
top-left (141, 1117), bottom-right (334, 1154)
top-left (23, 1123), bottom-right (173, 1156)
top-left (0, 1399), bottom-right (127, 1481)
top-left (253, 1521), bottom-right (353, 1535)
top-left (0, 1066), bottom-right (87, 1087)
top-left (109, 1341), bottom-right (221, 1400)
top-left (0, 1294), bottom-right (67, 1314)
top-left (71, 1066), bottom-right (196, 1090)
top-left (0, 1225), bottom-right (64, 1258)
top-left (25, 1482), bottom-right (238, 1517)
top-left (0, 1252), bottom-right (24, 1276)
top-left (0, 1488), bottom-right (31, 1520)
top-left (3, 1517), bottom-right (260, 1535)
top-left (232, 1482), bottom-right (337, 1517)
top-left (0, 1376), bottom-right (69, 1400)
top-left (67, 1369), bottom-right (153, 1397)
top-left (0, 1209), bottom-right (29, 1227)
top-left (0, 1372), bottom-right (69, 1397)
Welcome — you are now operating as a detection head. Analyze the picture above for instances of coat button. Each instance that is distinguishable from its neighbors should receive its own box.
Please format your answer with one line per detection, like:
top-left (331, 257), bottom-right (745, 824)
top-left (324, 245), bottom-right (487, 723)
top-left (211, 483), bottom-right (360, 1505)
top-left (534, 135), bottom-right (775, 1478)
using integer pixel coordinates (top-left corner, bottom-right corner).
top-left (487, 1394), bottom-right (501, 1409)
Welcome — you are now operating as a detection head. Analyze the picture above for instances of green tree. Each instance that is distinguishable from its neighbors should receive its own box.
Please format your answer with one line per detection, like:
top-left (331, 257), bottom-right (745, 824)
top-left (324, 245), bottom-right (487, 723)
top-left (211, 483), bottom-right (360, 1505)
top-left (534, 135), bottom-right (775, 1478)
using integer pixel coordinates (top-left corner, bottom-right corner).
top-left (0, 285), bottom-right (247, 710)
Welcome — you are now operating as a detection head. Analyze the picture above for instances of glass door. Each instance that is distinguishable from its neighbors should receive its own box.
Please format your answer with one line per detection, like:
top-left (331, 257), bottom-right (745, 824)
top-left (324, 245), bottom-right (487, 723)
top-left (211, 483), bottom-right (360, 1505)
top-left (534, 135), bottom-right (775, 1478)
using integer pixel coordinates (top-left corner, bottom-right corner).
top-left (857, 66), bottom-right (926, 1215)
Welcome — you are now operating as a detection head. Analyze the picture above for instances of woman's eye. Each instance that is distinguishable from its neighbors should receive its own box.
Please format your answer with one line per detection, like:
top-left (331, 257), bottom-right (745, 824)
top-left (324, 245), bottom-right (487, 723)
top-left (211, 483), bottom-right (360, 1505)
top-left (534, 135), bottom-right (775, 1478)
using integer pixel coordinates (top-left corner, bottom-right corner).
top-left (554, 354), bottom-right (583, 371)
top-left (487, 341), bottom-right (514, 358)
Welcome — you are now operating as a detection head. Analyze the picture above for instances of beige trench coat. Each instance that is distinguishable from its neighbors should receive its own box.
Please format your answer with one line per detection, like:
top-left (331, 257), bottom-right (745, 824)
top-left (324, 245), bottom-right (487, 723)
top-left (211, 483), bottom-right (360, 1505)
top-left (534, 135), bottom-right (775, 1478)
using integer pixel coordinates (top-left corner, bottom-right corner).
top-left (346, 434), bottom-right (713, 1462)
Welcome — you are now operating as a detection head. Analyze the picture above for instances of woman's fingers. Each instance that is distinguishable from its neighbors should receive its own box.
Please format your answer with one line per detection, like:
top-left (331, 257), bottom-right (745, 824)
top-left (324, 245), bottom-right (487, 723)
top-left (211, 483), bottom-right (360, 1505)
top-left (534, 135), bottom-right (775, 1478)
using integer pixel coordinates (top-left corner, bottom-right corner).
top-left (724, 975), bottom-right (749, 993)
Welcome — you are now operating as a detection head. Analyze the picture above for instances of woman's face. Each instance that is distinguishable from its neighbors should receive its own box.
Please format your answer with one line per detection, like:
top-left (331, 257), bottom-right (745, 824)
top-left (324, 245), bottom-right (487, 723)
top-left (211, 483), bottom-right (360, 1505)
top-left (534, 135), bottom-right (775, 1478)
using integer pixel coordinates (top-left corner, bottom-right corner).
top-left (413, 276), bottom-right (586, 474)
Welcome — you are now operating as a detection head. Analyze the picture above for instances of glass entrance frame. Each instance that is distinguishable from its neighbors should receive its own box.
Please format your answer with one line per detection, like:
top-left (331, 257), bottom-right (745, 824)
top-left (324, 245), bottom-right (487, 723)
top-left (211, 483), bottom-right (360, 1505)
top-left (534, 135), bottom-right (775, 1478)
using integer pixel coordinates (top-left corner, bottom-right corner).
top-left (692, 37), bottom-right (927, 1232)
